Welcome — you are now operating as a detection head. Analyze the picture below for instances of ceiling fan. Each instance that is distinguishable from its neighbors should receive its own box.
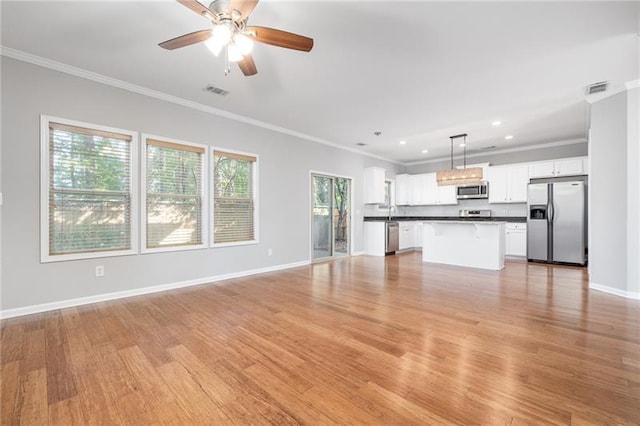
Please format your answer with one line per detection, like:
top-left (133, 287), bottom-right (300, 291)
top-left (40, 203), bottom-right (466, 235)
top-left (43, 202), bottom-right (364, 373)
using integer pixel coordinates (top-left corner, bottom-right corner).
top-left (159, 0), bottom-right (314, 76)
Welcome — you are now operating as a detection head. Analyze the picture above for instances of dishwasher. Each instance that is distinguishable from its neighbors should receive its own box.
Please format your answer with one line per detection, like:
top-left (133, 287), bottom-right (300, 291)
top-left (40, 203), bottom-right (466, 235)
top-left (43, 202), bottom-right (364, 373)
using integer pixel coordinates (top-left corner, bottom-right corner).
top-left (385, 221), bottom-right (399, 255)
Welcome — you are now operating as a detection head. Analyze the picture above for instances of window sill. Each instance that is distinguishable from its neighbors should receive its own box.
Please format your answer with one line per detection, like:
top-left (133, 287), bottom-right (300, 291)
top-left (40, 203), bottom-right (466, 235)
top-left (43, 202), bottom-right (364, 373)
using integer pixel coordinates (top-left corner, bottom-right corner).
top-left (211, 240), bottom-right (259, 249)
top-left (41, 248), bottom-right (138, 263)
top-left (141, 244), bottom-right (208, 255)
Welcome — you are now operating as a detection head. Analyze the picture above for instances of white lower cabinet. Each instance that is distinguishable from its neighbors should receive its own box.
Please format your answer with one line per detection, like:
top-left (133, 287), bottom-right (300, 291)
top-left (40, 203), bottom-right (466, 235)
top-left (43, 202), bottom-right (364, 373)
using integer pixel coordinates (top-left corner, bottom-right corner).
top-left (398, 222), bottom-right (416, 250)
top-left (415, 223), bottom-right (423, 248)
top-left (364, 222), bottom-right (386, 256)
top-left (505, 223), bottom-right (527, 257)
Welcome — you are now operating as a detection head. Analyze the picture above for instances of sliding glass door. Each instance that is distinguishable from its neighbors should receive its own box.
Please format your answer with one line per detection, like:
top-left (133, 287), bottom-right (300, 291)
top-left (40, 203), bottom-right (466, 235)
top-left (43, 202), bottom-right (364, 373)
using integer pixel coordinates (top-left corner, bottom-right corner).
top-left (312, 174), bottom-right (351, 261)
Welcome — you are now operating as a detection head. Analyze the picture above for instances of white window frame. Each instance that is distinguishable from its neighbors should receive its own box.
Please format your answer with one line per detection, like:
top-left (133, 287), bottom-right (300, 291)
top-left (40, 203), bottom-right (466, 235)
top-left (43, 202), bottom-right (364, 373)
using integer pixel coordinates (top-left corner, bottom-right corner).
top-left (40, 115), bottom-right (138, 263)
top-left (211, 147), bottom-right (259, 248)
top-left (141, 134), bottom-right (208, 254)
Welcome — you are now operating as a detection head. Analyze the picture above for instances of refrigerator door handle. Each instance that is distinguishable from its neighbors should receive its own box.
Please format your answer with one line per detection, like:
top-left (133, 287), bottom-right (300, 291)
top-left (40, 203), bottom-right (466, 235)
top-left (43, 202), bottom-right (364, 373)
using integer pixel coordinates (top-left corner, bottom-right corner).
top-left (547, 202), bottom-right (554, 224)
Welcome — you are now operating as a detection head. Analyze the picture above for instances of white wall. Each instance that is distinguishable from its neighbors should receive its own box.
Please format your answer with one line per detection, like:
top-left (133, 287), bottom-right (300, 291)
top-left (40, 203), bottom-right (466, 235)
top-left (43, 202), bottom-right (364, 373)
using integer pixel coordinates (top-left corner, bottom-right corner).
top-left (589, 91), bottom-right (631, 294)
top-left (0, 58), bottom-right (401, 314)
top-left (627, 86), bottom-right (640, 295)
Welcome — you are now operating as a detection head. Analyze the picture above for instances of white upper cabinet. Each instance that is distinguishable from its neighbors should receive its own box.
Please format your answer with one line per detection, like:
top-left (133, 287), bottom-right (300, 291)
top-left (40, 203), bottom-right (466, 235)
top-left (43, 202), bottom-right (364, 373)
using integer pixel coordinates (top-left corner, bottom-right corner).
top-left (487, 164), bottom-right (529, 203)
top-left (507, 165), bottom-right (529, 202)
top-left (364, 167), bottom-right (386, 204)
top-left (487, 167), bottom-right (508, 203)
top-left (412, 173), bottom-right (457, 206)
top-left (528, 161), bottom-right (555, 178)
top-left (555, 158), bottom-right (584, 176)
top-left (436, 182), bottom-right (458, 205)
top-left (395, 174), bottom-right (413, 205)
top-left (412, 173), bottom-right (431, 205)
top-left (529, 157), bottom-right (585, 178)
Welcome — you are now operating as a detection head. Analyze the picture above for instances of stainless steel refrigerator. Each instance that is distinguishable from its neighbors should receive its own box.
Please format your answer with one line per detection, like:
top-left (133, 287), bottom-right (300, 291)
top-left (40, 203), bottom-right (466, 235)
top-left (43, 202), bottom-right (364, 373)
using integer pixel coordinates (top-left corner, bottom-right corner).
top-left (527, 180), bottom-right (586, 265)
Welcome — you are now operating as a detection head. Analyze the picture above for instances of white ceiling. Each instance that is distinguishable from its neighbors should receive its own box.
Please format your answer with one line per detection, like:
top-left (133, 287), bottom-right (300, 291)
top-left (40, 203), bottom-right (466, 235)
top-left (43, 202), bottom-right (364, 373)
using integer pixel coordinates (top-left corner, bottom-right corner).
top-left (2, 1), bottom-right (638, 164)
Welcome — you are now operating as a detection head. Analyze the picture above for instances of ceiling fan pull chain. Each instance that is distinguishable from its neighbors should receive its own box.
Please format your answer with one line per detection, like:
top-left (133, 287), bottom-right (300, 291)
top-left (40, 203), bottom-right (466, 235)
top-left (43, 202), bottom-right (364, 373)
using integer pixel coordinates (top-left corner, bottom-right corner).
top-left (224, 45), bottom-right (231, 75)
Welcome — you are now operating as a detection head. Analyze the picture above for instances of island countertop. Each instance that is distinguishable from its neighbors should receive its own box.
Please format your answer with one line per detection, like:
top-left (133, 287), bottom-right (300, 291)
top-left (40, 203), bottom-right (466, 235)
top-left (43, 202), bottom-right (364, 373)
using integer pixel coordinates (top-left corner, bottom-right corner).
top-left (364, 216), bottom-right (526, 223)
top-left (421, 220), bottom-right (507, 225)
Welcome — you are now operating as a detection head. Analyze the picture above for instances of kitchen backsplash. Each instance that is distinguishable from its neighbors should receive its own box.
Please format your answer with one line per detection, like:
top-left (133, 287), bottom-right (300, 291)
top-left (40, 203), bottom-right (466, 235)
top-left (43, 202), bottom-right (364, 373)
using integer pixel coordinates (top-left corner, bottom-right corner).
top-left (364, 199), bottom-right (527, 217)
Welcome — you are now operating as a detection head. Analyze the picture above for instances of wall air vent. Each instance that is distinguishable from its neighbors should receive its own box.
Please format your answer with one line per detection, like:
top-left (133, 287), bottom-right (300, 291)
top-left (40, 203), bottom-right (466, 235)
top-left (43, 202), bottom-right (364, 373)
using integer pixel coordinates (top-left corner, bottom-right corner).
top-left (204, 85), bottom-right (229, 96)
top-left (586, 81), bottom-right (608, 95)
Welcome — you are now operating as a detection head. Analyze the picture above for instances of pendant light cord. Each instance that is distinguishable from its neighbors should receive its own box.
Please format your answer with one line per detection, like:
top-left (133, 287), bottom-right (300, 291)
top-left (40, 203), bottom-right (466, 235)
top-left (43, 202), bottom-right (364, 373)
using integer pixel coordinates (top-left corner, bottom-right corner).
top-left (463, 134), bottom-right (467, 169)
top-left (450, 136), bottom-right (454, 170)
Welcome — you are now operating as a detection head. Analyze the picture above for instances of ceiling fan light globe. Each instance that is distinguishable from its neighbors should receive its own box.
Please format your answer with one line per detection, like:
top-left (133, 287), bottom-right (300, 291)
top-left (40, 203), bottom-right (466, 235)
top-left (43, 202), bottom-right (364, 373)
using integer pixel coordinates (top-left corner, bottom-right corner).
top-left (212, 23), bottom-right (232, 44)
top-left (227, 42), bottom-right (244, 62)
top-left (205, 36), bottom-right (225, 56)
top-left (234, 33), bottom-right (254, 55)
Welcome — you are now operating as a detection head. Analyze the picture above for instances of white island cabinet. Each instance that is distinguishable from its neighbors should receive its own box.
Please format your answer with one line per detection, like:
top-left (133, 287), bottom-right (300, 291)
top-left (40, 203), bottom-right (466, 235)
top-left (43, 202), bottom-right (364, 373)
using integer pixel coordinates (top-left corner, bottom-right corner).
top-left (422, 221), bottom-right (506, 270)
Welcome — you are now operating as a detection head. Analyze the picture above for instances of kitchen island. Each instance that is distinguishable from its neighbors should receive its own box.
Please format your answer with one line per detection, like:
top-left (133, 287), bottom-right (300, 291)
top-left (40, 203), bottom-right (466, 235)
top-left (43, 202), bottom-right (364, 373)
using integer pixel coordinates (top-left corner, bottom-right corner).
top-left (422, 221), bottom-right (506, 270)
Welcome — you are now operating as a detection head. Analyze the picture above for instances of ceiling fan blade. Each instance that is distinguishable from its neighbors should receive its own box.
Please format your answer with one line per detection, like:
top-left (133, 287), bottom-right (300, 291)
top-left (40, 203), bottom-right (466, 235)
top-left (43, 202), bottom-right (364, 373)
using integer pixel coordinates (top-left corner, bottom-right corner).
top-left (177, 0), bottom-right (214, 19)
top-left (246, 26), bottom-right (313, 52)
top-left (237, 54), bottom-right (258, 76)
top-left (159, 29), bottom-right (212, 50)
top-left (229, 0), bottom-right (259, 21)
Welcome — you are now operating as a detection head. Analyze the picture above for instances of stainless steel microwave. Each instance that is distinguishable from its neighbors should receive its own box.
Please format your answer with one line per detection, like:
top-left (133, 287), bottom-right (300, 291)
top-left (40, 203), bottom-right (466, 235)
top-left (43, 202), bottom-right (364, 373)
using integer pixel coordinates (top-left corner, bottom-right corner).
top-left (456, 182), bottom-right (489, 199)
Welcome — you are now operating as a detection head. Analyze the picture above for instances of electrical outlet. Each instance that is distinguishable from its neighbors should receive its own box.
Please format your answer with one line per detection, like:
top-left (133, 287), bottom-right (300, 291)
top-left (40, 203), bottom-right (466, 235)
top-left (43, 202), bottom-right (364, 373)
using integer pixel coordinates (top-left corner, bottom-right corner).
top-left (95, 265), bottom-right (105, 277)
top-left (267, 248), bottom-right (273, 256)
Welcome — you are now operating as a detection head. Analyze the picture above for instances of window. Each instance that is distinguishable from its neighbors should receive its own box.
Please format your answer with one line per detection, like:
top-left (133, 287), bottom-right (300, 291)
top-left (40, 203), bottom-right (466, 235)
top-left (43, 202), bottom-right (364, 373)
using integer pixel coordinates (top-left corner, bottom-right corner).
top-left (212, 150), bottom-right (257, 245)
top-left (41, 117), bottom-right (137, 262)
top-left (378, 180), bottom-right (393, 209)
top-left (143, 136), bottom-right (207, 252)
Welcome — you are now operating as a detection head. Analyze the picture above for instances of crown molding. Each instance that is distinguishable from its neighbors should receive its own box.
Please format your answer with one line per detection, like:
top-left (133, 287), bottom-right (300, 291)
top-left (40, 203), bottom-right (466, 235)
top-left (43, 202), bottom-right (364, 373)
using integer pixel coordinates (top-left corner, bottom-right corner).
top-left (403, 138), bottom-right (587, 166)
top-left (625, 79), bottom-right (640, 90)
top-left (0, 46), bottom-right (402, 165)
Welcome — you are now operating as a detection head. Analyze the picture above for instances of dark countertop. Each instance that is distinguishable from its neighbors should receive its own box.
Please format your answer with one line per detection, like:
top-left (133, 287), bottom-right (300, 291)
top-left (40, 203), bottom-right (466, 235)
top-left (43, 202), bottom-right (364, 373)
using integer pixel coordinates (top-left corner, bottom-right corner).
top-left (364, 216), bottom-right (527, 223)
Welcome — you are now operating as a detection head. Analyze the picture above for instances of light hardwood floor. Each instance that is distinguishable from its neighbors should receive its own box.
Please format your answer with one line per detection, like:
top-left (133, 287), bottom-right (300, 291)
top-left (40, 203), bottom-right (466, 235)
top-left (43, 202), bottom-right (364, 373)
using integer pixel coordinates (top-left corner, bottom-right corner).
top-left (2, 252), bottom-right (639, 424)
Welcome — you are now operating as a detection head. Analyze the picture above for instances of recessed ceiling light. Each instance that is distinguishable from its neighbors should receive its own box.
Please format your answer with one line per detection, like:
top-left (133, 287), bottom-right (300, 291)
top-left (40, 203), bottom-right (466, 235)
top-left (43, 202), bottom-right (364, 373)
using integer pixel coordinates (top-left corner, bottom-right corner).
top-left (505, 135), bottom-right (514, 140)
top-left (459, 143), bottom-right (466, 147)
top-left (421, 149), bottom-right (429, 154)
top-left (491, 121), bottom-right (502, 127)
top-left (399, 140), bottom-right (406, 145)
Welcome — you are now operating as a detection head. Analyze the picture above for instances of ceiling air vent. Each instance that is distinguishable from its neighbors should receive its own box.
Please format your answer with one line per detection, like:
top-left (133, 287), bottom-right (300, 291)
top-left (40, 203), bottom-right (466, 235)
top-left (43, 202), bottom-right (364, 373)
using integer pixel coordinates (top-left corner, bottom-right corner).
top-left (356, 142), bottom-right (367, 146)
top-left (586, 81), bottom-right (608, 95)
top-left (482, 145), bottom-right (496, 150)
top-left (204, 85), bottom-right (229, 96)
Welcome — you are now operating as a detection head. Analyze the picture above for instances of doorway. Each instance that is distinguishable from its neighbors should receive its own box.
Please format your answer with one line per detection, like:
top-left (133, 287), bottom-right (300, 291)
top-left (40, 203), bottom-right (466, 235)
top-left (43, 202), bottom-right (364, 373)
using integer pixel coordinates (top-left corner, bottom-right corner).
top-left (311, 174), bottom-right (351, 261)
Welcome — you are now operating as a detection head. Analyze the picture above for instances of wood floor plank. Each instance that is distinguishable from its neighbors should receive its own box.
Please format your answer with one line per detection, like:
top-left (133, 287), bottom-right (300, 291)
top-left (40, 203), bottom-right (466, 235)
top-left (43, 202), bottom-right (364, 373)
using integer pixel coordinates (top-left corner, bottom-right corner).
top-left (2, 253), bottom-right (640, 424)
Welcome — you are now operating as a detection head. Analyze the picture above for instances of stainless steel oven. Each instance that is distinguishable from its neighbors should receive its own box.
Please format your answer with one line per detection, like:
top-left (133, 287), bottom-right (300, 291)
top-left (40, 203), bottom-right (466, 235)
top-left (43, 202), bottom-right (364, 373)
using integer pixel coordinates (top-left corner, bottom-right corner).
top-left (456, 182), bottom-right (489, 199)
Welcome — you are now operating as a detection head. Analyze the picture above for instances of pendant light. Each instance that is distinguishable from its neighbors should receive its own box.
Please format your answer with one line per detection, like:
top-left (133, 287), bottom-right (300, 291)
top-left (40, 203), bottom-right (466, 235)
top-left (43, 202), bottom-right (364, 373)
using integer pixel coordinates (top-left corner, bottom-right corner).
top-left (436, 133), bottom-right (483, 186)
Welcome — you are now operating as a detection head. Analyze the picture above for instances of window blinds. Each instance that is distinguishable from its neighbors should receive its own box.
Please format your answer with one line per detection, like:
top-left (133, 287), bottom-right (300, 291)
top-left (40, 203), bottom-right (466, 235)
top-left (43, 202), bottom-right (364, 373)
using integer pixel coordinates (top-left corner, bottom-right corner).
top-left (145, 139), bottom-right (204, 249)
top-left (213, 151), bottom-right (256, 244)
top-left (49, 122), bottom-right (132, 255)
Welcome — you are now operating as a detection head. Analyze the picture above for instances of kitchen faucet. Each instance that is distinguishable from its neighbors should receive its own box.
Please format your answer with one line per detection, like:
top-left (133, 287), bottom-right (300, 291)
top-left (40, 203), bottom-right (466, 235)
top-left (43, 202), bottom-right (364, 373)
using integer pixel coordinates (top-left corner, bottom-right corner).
top-left (388, 205), bottom-right (396, 221)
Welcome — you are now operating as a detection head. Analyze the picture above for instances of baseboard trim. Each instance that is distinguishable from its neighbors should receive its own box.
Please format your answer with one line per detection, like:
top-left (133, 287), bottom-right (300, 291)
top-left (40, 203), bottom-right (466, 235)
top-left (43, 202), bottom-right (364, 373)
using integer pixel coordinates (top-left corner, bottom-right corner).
top-left (351, 251), bottom-right (366, 256)
top-left (589, 282), bottom-right (640, 300)
top-left (0, 260), bottom-right (310, 320)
